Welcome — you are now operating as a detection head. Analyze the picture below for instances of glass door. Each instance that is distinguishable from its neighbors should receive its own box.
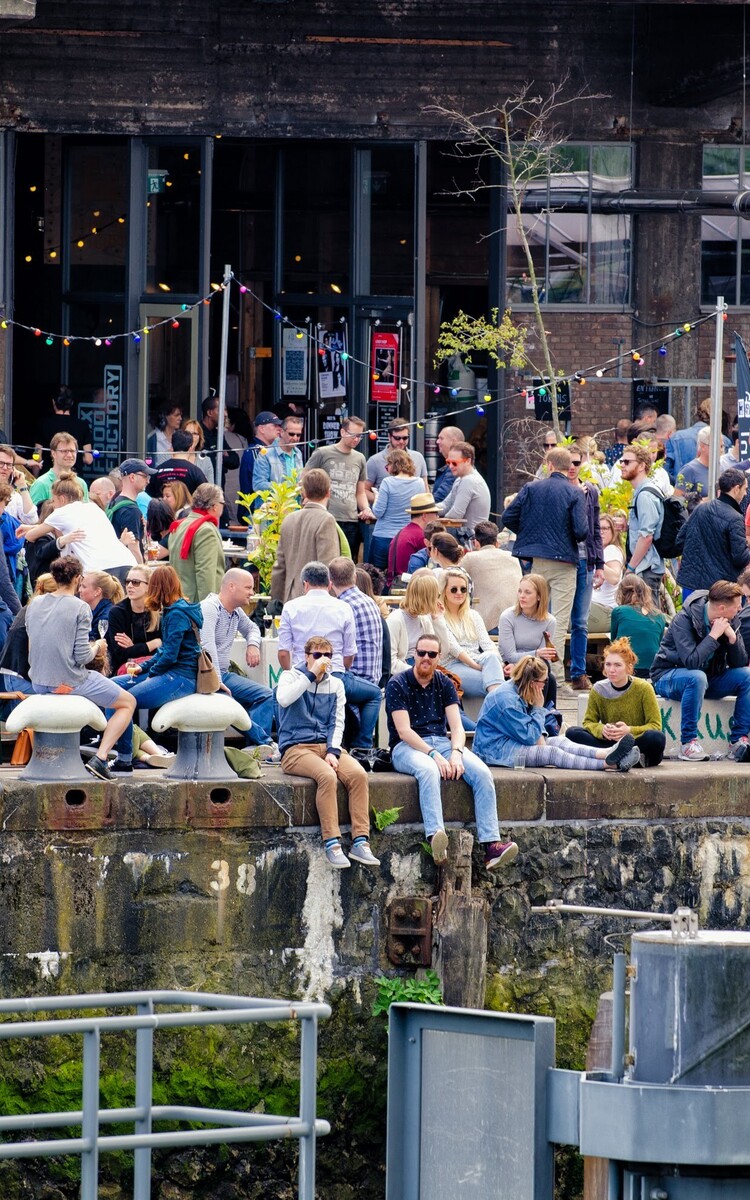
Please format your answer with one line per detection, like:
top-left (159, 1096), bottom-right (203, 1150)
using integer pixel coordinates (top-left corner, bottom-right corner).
top-left (137, 302), bottom-right (199, 453)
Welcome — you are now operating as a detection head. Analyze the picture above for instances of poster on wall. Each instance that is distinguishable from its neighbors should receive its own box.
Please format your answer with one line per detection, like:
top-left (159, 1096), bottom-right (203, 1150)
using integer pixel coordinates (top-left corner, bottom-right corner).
top-left (282, 327), bottom-right (309, 397)
top-left (79, 365), bottom-right (122, 476)
top-left (316, 326), bottom-right (348, 400)
top-left (371, 330), bottom-right (400, 403)
top-left (736, 333), bottom-right (750, 460)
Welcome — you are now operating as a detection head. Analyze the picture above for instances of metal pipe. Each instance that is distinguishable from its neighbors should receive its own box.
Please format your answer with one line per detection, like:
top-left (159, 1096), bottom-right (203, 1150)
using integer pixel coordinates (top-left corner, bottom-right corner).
top-left (708, 296), bottom-right (726, 500)
top-left (610, 953), bottom-right (626, 1083)
top-left (519, 188), bottom-right (750, 215)
top-left (299, 1015), bottom-right (318, 1200)
top-left (80, 1029), bottom-right (100, 1200)
top-left (215, 262), bottom-right (232, 482)
top-left (133, 999), bottom-right (154, 1200)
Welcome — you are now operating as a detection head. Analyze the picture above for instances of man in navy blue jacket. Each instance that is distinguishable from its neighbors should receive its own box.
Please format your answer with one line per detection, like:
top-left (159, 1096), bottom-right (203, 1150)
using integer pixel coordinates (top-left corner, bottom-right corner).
top-left (500, 446), bottom-right (588, 685)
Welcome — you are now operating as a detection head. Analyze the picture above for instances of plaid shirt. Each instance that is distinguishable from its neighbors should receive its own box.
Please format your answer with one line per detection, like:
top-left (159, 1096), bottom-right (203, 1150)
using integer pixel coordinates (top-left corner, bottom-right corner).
top-left (337, 586), bottom-right (383, 685)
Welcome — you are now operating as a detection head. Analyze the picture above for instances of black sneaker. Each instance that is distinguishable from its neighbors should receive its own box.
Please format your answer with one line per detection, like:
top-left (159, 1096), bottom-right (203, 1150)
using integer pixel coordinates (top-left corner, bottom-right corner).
top-left (85, 756), bottom-right (113, 782)
top-left (110, 759), bottom-right (133, 774)
top-left (604, 734), bottom-right (637, 770)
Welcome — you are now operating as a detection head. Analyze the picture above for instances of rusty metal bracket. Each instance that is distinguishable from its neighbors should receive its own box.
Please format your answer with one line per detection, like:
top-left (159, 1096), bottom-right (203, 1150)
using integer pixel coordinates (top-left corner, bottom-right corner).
top-left (386, 898), bottom-right (432, 967)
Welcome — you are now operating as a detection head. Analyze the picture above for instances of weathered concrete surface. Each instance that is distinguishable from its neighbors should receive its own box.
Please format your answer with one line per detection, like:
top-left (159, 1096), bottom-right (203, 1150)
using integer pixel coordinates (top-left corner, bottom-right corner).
top-left (0, 763), bottom-right (747, 1198)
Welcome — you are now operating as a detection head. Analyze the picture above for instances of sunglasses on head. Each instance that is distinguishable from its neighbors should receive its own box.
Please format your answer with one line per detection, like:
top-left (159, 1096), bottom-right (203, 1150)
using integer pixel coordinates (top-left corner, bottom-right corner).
top-left (308, 650), bottom-right (330, 660)
top-left (415, 648), bottom-right (439, 659)
top-left (448, 585), bottom-right (467, 594)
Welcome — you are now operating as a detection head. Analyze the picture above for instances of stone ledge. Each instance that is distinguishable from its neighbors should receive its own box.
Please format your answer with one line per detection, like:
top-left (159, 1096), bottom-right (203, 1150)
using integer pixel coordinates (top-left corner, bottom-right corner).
top-left (0, 761), bottom-right (749, 830)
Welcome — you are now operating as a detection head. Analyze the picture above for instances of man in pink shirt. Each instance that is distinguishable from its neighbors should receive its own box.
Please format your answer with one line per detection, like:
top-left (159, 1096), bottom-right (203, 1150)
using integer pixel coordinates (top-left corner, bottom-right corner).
top-left (387, 493), bottom-right (440, 582)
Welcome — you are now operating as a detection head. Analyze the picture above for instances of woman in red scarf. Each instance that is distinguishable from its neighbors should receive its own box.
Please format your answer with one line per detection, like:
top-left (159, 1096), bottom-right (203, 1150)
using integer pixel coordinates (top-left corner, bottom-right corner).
top-left (167, 482), bottom-right (225, 602)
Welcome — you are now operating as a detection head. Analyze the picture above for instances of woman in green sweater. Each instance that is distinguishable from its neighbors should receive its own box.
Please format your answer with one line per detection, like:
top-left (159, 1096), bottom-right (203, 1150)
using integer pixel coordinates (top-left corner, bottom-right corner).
top-left (566, 636), bottom-right (666, 766)
top-left (609, 574), bottom-right (667, 677)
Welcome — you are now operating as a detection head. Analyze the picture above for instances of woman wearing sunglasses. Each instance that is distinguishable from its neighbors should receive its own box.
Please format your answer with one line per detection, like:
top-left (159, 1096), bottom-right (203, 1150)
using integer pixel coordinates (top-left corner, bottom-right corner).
top-left (105, 567), bottom-right (163, 674)
top-left (438, 567), bottom-right (503, 699)
top-left (473, 655), bottom-right (641, 773)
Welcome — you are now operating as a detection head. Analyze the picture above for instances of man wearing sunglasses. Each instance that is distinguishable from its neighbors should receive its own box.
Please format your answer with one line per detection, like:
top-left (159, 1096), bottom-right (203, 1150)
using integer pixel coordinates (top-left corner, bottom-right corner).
top-left (366, 419), bottom-right (428, 491)
top-left (385, 633), bottom-right (518, 871)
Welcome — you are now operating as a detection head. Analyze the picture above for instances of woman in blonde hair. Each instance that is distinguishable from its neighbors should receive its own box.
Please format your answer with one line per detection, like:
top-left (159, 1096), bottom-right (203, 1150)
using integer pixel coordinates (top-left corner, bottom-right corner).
top-left (78, 571), bottom-right (125, 642)
top-left (498, 573), bottom-right (558, 706)
top-left (386, 569), bottom-right (448, 673)
top-left (439, 567), bottom-right (503, 698)
top-left (473, 655), bottom-right (641, 772)
top-left (566, 637), bottom-right (665, 767)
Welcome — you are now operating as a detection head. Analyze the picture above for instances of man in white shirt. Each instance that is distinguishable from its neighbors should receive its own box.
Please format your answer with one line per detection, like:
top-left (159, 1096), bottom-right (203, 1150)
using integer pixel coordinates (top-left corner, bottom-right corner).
top-left (20, 473), bottom-right (136, 584)
top-left (200, 568), bottom-right (275, 750)
top-left (278, 560), bottom-right (356, 673)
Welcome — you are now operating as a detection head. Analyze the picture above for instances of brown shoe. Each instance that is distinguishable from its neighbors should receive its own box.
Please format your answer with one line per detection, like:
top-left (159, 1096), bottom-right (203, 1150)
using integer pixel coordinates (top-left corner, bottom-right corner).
top-left (570, 675), bottom-right (592, 690)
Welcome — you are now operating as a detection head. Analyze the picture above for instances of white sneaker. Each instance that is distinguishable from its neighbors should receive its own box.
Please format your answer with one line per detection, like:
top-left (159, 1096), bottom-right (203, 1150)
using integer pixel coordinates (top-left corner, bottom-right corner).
top-left (679, 740), bottom-right (709, 762)
top-left (325, 842), bottom-right (351, 869)
top-left (727, 737), bottom-right (750, 763)
top-left (349, 840), bottom-right (381, 868)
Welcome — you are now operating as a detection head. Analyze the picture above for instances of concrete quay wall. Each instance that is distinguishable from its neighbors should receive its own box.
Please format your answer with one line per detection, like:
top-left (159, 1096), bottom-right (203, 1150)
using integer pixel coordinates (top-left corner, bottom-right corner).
top-left (0, 763), bottom-right (747, 1198)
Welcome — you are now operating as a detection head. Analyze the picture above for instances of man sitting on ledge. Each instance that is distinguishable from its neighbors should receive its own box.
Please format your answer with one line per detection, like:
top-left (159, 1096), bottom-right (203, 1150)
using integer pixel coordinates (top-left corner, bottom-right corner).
top-left (385, 631), bottom-right (518, 870)
top-left (651, 579), bottom-right (750, 763)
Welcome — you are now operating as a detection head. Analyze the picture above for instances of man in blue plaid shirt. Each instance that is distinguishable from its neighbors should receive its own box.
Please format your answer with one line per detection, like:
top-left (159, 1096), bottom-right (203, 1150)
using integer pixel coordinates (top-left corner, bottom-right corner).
top-left (329, 556), bottom-right (384, 751)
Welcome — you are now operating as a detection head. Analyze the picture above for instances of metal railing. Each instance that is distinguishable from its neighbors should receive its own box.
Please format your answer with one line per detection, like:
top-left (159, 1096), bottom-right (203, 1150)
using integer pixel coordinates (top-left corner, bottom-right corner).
top-left (0, 989), bottom-right (331, 1200)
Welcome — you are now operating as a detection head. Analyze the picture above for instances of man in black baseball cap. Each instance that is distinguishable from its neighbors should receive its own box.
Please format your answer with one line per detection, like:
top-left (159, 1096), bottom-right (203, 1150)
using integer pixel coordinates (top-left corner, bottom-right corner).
top-left (238, 411), bottom-right (284, 518)
top-left (106, 459), bottom-right (154, 560)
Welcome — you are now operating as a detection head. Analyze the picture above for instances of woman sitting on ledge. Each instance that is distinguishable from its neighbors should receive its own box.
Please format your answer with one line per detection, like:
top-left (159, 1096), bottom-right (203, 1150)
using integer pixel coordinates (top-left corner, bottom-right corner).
top-left (565, 637), bottom-right (666, 767)
top-left (472, 655), bottom-right (641, 772)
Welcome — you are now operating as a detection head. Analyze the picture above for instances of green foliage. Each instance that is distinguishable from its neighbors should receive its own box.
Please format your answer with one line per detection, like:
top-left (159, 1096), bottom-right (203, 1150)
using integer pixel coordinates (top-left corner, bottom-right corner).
top-left (597, 477), bottom-right (633, 515)
top-left (237, 475), bottom-right (301, 592)
top-left (434, 307), bottom-right (528, 370)
top-left (372, 805), bottom-right (403, 832)
top-left (371, 969), bottom-right (444, 1019)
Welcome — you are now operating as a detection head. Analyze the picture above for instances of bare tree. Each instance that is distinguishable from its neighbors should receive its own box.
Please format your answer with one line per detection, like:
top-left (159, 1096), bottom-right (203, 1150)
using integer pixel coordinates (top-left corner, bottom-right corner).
top-left (428, 79), bottom-right (608, 438)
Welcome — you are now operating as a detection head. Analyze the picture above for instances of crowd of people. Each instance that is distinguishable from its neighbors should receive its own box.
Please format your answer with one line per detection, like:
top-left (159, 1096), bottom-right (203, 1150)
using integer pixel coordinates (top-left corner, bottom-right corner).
top-left (3, 395), bottom-right (749, 873)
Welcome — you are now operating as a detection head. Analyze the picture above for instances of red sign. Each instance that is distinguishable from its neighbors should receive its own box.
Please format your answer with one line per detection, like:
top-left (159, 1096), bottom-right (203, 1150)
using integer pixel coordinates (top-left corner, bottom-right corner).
top-left (371, 331), bottom-right (399, 403)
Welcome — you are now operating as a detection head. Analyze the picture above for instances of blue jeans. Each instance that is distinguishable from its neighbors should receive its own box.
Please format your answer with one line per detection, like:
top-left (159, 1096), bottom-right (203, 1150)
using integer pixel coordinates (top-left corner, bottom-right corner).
top-left (222, 671), bottom-right (274, 745)
top-left (444, 652), bottom-right (504, 698)
top-left (370, 535), bottom-right (391, 570)
top-left (391, 735), bottom-right (500, 843)
top-left (334, 671), bottom-right (382, 748)
top-left (653, 667), bottom-right (750, 744)
top-left (113, 669), bottom-right (196, 759)
top-left (570, 559), bottom-right (594, 679)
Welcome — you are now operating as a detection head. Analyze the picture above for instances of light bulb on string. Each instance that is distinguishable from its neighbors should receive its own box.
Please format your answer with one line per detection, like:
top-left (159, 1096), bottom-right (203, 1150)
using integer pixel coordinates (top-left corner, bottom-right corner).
top-left (104, 339), bottom-right (111, 347)
top-left (63, 338), bottom-right (70, 346)
top-left (658, 345), bottom-right (667, 356)
top-left (45, 337), bottom-right (53, 346)
top-left (1, 321), bottom-right (7, 330)
top-left (94, 338), bottom-right (102, 347)
top-left (34, 329), bottom-right (41, 337)
top-left (433, 386), bottom-right (440, 394)
top-left (417, 422), bottom-right (424, 429)
top-left (674, 328), bottom-right (683, 338)
top-left (483, 393), bottom-right (491, 403)
top-left (295, 330), bottom-right (304, 339)
top-left (595, 369), bottom-right (604, 378)
top-left (538, 387), bottom-right (547, 397)
top-left (400, 381), bottom-right (408, 390)
top-left (239, 285), bottom-right (247, 294)
top-left (683, 323), bottom-right (691, 332)
top-left (181, 304), bottom-right (189, 312)
top-left (132, 333), bottom-right (141, 343)
top-left (341, 352), bottom-right (349, 361)
top-left (171, 320), bottom-right (179, 329)
top-left (476, 405), bottom-right (485, 415)
top-left (369, 431), bottom-right (377, 441)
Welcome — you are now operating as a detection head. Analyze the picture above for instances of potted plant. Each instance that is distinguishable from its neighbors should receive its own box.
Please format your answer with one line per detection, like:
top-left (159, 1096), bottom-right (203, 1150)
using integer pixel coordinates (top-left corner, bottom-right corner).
top-left (236, 474), bottom-right (301, 598)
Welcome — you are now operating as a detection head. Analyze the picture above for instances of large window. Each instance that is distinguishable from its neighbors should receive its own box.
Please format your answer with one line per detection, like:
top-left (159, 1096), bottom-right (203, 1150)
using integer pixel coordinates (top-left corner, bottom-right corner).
top-left (506, 144), bottom-right (632, 306)
top-left (701, 146), bottom-right (750, 306)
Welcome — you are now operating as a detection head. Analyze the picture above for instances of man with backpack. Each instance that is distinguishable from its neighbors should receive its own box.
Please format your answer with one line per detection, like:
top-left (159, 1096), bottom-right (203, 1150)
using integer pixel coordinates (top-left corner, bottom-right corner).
top-left (621, 442), bottom-right (685, 607)
top-left (106, 459), bottom-right (153, 562)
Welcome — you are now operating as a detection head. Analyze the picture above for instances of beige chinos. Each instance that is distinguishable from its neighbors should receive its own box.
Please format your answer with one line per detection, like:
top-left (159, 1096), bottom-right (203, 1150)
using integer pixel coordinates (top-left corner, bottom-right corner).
top-left (281, 743), bottom-right (370, 841)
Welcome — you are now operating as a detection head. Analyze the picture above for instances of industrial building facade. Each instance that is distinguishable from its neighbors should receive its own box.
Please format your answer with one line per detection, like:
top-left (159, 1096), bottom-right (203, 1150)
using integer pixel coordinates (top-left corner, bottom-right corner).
top-left (0, 1), bottom-right (747, 495)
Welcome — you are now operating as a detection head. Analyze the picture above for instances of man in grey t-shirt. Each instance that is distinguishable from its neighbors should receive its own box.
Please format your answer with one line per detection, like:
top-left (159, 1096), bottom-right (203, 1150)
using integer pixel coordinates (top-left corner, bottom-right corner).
top-left (366, 419), bottom-right (429, 490)
top-left (436, 441), bottom-right (491, 531)
top-left (306, 416), bottom-right (374, 558)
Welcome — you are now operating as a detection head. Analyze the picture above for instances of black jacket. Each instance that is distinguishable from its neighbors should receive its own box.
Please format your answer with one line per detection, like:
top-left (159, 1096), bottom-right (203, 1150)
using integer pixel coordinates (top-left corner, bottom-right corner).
top-left (105, 598), bottom-right (162, 673)
top-left (651, 589), bottom-right (748, 681)
top-left (501, 472), bottom-right (588, 564)
top-left (675, 494), bottom-right (750, 590)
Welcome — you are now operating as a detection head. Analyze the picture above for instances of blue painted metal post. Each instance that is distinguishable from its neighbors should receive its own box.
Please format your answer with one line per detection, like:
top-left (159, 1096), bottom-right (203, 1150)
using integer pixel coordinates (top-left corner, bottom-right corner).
top-left (610, 953), bottom-right (626, 1082)
top-left (298, 1015), bottom-right (317, 1200)
top-left (133, 1000), bottom-right (154, 1200)
top-left (80, 1028), bottom-right (100, 1200)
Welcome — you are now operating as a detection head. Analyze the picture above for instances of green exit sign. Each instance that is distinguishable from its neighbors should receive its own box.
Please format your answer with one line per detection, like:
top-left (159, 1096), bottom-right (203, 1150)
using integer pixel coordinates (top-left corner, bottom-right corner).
top-left (147, 170), bottom-right (168, 195)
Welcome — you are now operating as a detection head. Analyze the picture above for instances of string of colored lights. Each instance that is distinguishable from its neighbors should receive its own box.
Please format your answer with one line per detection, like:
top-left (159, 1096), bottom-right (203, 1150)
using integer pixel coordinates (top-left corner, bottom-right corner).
top-left (0, 270), bottom-right (725, 459)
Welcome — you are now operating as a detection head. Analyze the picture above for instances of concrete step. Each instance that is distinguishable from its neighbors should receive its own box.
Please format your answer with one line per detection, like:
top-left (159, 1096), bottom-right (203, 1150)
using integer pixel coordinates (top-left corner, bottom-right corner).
top-left (1, 758), bottom-right (749, 831)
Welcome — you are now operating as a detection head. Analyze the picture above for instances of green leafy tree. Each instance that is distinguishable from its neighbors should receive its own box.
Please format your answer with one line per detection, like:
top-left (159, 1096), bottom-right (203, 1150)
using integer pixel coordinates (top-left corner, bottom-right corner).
top-left (428, 78), bottom-right (606, 437)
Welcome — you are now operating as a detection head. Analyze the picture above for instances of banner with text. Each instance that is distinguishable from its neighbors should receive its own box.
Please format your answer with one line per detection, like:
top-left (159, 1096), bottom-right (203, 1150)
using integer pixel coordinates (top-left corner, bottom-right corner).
top-left (736, 333), bottom-right (750, 460)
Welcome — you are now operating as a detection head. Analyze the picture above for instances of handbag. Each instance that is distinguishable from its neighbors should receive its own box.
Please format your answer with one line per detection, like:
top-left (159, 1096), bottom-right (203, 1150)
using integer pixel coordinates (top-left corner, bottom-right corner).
top-left (190, 621), bottom-right (221, 694)
top-left (435, 664), bottom-right (464, 699)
